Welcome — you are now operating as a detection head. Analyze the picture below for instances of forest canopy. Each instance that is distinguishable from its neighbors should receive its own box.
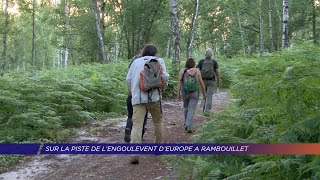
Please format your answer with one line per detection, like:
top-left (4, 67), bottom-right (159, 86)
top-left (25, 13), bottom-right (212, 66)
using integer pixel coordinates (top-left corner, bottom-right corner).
top-left (0, 0), bottom-right (319, 74)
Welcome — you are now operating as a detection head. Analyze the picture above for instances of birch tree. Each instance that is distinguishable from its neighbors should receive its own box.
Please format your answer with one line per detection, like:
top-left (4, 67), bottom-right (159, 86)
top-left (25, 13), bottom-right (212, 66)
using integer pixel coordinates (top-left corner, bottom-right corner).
top-left (100, 0), bottom-right (106, 39)
top-left (1, 0), bottom-right (9, 76)
top-left (32, 0), bottom-right (36, 66)
top-left (312, 0), bottom-right (317, 44)
top-left (259, 0), bottom-right (265, 52)
top-left (282, 0), bottom-right (289, 48)
top-left (169, 0), bottom-right (181, 66)
top-left (166, 38), bottom-right (171, 58)
top-left (237, 11), bottom-right (246, 55)
top-left (186, 0), bottom-right (199, 58)
top-left (64, 0), bottom-right (71, 67)
top-left (92, 0), bottom-right (108, 63)
top-left (118, 0), bottom-right (127, 58)
top-left (269, 0), bottom-right (274, 52)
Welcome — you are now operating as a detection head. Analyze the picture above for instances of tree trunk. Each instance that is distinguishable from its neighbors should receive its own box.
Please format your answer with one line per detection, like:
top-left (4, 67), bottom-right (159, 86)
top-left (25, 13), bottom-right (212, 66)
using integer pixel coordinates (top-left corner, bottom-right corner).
top-left (101, 0), bottom-right (106, 39)
top-left (1, 0), bottom-right (8, 76)
top-left (274, 0), bottom-right (282, 22)
top-left (118, 0), bottom-right (127, 58)
top-left (92, 0), bottom-right (108, 63)
top-left (169, 0), bottom-right (181, 66)
top-left (166, 37), bottom-right (171, 58)
top-left (269, 0), bottom-right (274, 52)
top-left (58, 48), bottom-right (62, 68)
top-left (312, 0), bottom-right (317, 44)
top-left (282, 0), bottom-right (289, 48)
top-left (186, 0), bottom-right (199, 58)
top-left (137, 0), bottom-right (145, 53)
top-left (237, 11), bottom-right (246, 55)
top-left (32, 0), bottom-right (36, 66)
top-left (144, 0), bottom-right (163, 45)
top-left (274, 0), bottom-right (282, 50)
top-left (259, 0), bottom-right (265, 52)
top-left (64, 0), bottom-right (71, 67)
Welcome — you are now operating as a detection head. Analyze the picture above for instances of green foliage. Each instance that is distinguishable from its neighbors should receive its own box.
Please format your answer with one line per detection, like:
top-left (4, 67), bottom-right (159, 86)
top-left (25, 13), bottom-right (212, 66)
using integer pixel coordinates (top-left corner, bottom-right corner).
top-left (0, 62), bottom-right (128, 143)
top-left (1, 0), bottom-right (319, 73)
top-left (0, 155), bottom-right (23, 174)
top-left (217, 58), bottom-right (237, 89)
top-left (162, 58), bottom-right (180, 98)
top-left (171, 44), bottom-right (320, 179)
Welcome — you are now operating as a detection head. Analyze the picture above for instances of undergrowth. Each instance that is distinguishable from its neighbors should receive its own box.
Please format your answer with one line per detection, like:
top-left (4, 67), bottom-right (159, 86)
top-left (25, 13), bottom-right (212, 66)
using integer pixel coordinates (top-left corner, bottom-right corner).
top-left (169, 43), bottom-right (320, 179)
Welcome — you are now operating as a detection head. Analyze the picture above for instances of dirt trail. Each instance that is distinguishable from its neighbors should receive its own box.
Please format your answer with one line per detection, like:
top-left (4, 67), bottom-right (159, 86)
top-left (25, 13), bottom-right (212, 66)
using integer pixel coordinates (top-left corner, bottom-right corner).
top-left (0, 90), bottom-right (230, 180)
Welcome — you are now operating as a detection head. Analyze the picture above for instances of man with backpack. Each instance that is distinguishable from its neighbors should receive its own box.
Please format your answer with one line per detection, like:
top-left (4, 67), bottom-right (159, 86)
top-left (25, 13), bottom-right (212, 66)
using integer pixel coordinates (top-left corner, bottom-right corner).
top-left (196, 48), bottom-right (220, 112)
top-left (124, 46), bottom-right (148, 143)
top-left (126, 44), bottom-right (170, 164)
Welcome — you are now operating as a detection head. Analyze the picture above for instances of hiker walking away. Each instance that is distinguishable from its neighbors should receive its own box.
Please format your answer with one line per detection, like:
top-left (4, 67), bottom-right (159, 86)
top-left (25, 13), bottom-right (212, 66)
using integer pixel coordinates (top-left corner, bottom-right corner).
top-left (196, 48), bottom-right (220, 112)
top-left (124, 46), bottom-right (148, 143)
top-left (177, 58), bottom-right (206, 133)
top-left (126, 44), bottom-right (170, 164)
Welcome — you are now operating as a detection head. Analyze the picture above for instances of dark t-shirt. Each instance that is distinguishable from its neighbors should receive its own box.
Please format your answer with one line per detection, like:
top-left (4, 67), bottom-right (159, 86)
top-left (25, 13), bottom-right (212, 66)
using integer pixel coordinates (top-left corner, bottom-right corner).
top-left (196, 58), bottom-right (219, 80)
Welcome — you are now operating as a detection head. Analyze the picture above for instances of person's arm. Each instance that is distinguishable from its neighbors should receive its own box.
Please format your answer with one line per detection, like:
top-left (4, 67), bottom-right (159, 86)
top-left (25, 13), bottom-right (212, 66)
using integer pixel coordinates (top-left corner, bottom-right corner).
top-left (214, 61), bottom-right (220, 86)
top-left (176, 69), bottom-right (184, 101)
top-left (197, 69), bottom-right (207, 99)
top-left (215, 68), bottom-right (220, 87)
top-left (126, 63), bottom-right (133, 93)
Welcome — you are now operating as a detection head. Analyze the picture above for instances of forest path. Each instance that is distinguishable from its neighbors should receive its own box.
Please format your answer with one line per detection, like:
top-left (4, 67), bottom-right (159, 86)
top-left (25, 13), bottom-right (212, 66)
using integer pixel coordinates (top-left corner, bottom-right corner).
top-left (0, 90), bottom-right (230, 180)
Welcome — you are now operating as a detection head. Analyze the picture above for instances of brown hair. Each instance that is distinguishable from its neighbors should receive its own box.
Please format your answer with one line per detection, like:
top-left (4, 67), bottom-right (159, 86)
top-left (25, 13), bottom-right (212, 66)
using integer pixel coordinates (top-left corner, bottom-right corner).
top-left (141, 44), bottom-right (158, 56)
top-left (185, 58), bottom-right (196, 69)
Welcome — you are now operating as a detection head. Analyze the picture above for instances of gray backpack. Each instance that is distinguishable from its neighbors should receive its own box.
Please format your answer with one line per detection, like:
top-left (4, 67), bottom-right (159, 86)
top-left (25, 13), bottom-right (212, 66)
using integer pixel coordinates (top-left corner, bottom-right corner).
top-left (139, 58), bottom-right (163, 92)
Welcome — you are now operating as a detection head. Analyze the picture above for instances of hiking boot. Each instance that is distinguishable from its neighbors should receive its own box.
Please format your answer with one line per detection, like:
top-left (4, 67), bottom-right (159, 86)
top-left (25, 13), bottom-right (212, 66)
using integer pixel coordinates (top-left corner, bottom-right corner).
top-left (130, 156), bottom-right (139, 164)
top-left (124, 128), bottom-right (131, 143)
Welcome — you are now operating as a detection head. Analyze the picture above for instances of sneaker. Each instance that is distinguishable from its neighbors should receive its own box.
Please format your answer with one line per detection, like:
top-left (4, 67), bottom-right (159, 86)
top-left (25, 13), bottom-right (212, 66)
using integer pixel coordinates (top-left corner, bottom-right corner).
top-left (185, 127), bottom-right (192, 133)
top-left (130, 156), bottom-right (139, 164)
top-left (124, 128), bottom-right (131, 143)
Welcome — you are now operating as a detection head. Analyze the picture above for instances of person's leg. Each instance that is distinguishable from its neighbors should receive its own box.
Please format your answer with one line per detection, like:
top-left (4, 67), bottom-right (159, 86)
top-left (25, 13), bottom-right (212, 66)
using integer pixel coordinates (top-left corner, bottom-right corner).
top-left (205, 81), bottom-right (214, 111)
top-left (124, 95), bottom-right (133, 142)
top-left (182, 92), bottom-right (189, 127)
top-left (130, 104), bottom-right (147, 164)
top-left (201, 82), bottom-right (208, 110)
top-left (184, 109), bottom-right (188, 126)
top-left (185, 91), bottom-right (199, 133)
top-left (147, 102), bottom-right (162, 143)
top-left (142, 112), bottom-right (148, 138)
top-left (131, 104), bottom-right (146, 143)
top-left (126, 95), bottom-right (133, 128)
